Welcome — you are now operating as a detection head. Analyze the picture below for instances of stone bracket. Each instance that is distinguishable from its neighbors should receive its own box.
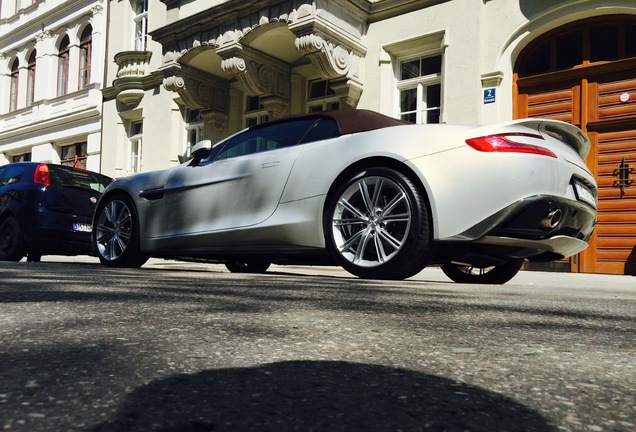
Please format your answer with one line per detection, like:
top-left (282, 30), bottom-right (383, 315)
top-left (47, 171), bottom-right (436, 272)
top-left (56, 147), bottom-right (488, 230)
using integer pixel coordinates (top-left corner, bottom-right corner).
top-left (161, 65), bottom-right (229, 112)
top-left (219, 45), bottom-right (291, 102)
top-left (295, 33), bottom-right (354, 80)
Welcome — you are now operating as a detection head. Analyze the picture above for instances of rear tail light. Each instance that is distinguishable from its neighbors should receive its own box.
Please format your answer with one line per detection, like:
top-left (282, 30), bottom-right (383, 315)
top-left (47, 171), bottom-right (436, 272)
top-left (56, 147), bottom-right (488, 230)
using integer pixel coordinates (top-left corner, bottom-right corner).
top-left (34, 164), bottom-right (51, 186)
top-left (466, 133), bottom-right (557, 158)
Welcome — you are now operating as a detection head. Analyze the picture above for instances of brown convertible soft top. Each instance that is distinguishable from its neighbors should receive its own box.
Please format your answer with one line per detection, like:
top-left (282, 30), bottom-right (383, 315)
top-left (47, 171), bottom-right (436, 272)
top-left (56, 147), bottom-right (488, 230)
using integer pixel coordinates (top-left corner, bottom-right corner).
top-left (251, 109), bottom-right (410, 135)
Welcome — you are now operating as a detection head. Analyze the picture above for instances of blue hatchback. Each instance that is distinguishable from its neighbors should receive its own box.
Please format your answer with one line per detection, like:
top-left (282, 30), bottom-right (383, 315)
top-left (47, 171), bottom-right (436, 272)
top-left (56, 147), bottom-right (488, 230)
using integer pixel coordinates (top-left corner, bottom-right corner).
top-left (0, 162), bottom-right (112, 262)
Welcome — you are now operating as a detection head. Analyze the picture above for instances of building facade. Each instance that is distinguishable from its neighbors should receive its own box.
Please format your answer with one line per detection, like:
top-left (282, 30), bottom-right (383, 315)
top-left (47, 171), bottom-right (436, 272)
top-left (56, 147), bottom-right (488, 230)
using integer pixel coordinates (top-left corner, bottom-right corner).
top-left (2, 0), bottom-right (635, 275)
top-left (0, 0), bottom-right (107, 171)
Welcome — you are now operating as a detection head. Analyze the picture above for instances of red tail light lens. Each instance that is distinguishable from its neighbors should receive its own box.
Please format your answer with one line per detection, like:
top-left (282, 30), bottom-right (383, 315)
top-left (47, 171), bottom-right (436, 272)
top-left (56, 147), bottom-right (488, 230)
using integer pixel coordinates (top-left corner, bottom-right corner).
top-left (466, 133), bottom-right (557, 158)
top-left (34, 164), bottom-right (51, 186)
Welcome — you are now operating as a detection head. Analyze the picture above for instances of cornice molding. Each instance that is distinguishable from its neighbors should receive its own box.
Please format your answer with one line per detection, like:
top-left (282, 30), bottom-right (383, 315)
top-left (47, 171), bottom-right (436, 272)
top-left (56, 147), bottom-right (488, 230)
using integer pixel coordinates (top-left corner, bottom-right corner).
top-left (0, 0), bottom-right (103, 47)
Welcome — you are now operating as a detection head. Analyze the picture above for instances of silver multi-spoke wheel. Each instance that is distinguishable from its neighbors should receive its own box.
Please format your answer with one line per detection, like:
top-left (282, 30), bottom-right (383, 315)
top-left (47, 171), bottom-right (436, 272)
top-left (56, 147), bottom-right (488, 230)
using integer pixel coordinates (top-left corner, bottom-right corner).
top-left (331, 175), bottom-right (412, 268)
top-left (96, 199), bottom-right (132, 261)
top-left (325, 168), bottom-right (433, 280)
top-left (93, 195), bottom-right (148, 268)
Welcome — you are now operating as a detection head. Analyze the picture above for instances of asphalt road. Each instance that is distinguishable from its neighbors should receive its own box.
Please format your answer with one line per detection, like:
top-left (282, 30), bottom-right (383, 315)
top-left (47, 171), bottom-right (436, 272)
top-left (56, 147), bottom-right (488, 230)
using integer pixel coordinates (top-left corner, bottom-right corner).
top-left (0, 258), bottom-right (634, 432)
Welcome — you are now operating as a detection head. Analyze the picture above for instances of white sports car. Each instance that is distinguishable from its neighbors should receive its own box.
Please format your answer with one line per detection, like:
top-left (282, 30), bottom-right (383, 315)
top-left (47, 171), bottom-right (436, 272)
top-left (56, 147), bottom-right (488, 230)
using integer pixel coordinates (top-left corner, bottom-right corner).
top-left (92, 109), bottom-right (597, 283)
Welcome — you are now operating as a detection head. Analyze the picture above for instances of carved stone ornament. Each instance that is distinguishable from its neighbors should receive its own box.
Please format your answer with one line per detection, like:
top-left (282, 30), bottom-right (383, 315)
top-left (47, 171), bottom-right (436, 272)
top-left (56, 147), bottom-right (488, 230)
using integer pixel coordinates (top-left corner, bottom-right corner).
top-left (163, 74), bottom-right (228, 112)
top-left (116, 89), bottom-right (145, 106)
top-left (35, 30), bottom-right (52, 42)
top-left (295, 34), bottom-right (351, 80)
top-left (220, 50), bottom-right (290, 100)
top-left (115, 51), bottom-right (152, 79)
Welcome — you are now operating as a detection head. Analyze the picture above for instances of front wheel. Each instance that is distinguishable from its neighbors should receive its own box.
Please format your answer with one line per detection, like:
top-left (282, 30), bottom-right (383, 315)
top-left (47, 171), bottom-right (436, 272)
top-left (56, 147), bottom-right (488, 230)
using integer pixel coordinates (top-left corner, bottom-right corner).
top-left (93, 195), bottom-right (148, 268)
top-left (441, 259), bottom-right (524, 284)
top-left (324, 167), bottom-right (435, 280)
top-left (225, 260), bottom-right (271, 274)
top-left (0, 217), bottom-right (25, 261)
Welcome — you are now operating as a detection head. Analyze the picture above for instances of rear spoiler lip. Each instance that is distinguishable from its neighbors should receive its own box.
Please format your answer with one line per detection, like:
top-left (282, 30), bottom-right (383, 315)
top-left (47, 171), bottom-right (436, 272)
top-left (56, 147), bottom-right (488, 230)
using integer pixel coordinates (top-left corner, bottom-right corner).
top-left (506, 119), bottom-right (591, 160)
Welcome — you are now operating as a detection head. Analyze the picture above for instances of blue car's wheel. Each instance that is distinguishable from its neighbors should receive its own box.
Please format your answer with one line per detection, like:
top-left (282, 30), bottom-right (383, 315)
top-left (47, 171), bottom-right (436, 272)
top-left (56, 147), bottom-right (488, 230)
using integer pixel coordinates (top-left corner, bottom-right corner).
top-left (0, 217), bottom-right (24, 262)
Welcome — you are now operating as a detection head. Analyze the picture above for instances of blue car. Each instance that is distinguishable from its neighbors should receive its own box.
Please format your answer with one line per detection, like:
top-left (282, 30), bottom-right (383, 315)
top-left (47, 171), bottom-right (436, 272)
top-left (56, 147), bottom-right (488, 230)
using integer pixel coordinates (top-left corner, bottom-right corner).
top-left (0, 162), bottom-right (112, 262)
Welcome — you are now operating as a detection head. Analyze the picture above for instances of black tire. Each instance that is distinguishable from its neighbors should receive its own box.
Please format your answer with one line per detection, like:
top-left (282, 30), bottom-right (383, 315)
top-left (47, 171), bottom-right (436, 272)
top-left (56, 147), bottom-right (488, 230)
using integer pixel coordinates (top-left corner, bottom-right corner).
top-left (225, 260), bottom-right (271, 274)
top-left (27, 252), bottom-right (42, 262)
top-left (324, 167), bottom-right (435, 280)
top-left (441, 259), bottom-right (524, 284)
top-left (0, 217), bottom-right (25, 261)
top-left (93, 194), bottom-right (149, 268)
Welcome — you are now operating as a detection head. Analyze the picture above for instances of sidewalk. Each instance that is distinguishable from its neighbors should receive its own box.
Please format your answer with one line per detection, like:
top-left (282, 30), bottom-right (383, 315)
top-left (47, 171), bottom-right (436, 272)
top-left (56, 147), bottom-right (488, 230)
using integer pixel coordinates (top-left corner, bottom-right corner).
top-left (39, 254), bottom-right (635, 290)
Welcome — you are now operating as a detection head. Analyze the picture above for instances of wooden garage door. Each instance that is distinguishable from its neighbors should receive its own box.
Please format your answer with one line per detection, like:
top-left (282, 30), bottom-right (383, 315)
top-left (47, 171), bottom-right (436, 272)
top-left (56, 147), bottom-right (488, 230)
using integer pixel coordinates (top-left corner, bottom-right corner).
top-left (591, 128), bottom-right (636, 274)
top-left (514, 16), bottom-right (636, 275)
top-left (516, 74), bottom-right (636, 275)
top-left (586, 76), bottom-right (636, 275)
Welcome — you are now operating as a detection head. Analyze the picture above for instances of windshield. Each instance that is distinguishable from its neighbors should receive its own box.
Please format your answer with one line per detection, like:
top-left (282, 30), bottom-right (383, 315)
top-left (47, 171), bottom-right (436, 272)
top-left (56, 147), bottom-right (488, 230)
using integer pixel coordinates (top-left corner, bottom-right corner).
top-left (49, 165), bottom-right (112, 193)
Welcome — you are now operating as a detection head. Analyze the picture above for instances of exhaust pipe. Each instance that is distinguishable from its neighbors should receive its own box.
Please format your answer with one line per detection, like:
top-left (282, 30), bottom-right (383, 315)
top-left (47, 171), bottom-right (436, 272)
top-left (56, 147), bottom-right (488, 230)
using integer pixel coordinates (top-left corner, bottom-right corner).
top-left (540, 209), bottom-right (563, 230)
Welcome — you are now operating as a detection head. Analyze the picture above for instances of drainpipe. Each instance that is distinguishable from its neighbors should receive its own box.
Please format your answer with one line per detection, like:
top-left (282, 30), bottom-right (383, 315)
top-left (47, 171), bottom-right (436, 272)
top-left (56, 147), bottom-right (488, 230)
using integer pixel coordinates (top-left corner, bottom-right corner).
top-left (98, 0), bottom-right (111, 174)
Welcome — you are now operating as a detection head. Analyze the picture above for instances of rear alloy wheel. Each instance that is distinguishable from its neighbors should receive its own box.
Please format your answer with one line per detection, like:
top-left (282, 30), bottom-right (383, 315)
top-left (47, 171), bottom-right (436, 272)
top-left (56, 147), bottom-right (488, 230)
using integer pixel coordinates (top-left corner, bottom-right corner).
top-left (94, 195), bottom-right (148, 268)
top-left (325, 167), bottom-right (434, 280)
top-left (0, 217), bottom-right (25, 261)
top-left (441, 259), bottom-right (524, 285)
top-left (225, 260), bottom-right (271, 274)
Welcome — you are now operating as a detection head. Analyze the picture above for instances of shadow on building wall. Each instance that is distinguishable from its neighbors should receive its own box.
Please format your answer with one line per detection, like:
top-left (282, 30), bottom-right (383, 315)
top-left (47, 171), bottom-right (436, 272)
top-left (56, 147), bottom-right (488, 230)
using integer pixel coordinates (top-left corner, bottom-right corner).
top-left (519, 0), bottom-right (575, 18)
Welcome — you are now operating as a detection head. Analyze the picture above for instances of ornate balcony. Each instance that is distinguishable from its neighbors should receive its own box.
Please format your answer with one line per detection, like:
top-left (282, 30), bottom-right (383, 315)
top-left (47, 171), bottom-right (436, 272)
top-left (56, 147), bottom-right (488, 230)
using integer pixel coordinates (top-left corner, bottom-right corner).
top-left (113, 51), bottom-right (153, 106)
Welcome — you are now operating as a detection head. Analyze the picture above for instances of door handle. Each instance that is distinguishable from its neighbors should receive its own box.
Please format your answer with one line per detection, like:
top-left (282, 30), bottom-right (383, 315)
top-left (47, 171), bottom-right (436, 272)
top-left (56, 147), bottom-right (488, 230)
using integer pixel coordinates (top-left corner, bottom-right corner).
top-left (262, 161), bottom-right (280, 168)
top-left (613, 157), bottom-right (633, 198)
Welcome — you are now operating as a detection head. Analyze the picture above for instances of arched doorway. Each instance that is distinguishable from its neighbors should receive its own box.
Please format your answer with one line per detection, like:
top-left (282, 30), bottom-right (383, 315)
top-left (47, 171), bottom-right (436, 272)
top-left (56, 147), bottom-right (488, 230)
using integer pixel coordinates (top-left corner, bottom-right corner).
top-left (514, 15), bottom-right (636, 275)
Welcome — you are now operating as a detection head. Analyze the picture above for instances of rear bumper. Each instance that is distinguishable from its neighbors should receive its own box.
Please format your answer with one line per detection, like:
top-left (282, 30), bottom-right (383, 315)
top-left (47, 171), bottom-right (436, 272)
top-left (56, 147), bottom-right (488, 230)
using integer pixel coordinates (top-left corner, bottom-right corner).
top-left (441, 194), bottom-right (596, 260)
top-left (448, 195), bottom-right (596, 241)
top-left (20, 210), bottom-right (94, 254)
top-left (474, 235), bottom-right (589, 259)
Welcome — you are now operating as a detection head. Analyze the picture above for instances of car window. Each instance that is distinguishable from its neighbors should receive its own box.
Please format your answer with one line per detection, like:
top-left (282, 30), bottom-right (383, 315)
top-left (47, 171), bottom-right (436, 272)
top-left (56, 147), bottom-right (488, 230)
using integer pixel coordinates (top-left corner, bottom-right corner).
top-left (215, 118), bottom-right (319, 161)
top-left (48, 165), bottom-right (112, 193)
top-left (298, 117), bottom-right (341, 144)
top-left (0, 166), bottom-right (26, 187)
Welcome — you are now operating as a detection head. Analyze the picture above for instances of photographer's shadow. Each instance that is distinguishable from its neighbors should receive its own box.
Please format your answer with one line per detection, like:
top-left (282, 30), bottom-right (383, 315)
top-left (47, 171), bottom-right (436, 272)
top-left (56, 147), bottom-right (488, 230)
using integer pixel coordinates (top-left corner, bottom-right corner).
top-left (92, 360), bottom-right (554, 432)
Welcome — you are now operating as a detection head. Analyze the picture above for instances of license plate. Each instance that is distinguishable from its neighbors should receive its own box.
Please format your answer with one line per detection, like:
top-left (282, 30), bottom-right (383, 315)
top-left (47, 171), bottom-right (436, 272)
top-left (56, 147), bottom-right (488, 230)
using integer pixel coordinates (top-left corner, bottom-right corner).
top-left (73, 223), bottom-right (92, 233)
top-left (573, 180), bottom-right (596, 208)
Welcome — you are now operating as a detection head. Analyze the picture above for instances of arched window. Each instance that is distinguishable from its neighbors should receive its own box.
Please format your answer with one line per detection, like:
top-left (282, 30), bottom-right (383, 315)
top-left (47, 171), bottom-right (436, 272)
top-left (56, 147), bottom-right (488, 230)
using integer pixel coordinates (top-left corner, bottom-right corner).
top-left (134, 0), bottom-right (148, 51)
top-left (518, 17), bottom-right (636, 77)
top-left (57, 36), bottom-right (70, 96)
top-left (9, 58), bottom-right (19, 112)
top-left (27, 50), bottom-right (36, 106)
top-left (79, 25), bottom-right (92, 89)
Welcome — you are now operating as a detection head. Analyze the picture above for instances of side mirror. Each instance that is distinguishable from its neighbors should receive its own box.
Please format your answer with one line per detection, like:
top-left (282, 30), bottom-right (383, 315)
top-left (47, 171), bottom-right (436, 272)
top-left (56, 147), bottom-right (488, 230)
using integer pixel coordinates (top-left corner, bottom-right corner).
top-left (191, 140), bottom-right (212, 159)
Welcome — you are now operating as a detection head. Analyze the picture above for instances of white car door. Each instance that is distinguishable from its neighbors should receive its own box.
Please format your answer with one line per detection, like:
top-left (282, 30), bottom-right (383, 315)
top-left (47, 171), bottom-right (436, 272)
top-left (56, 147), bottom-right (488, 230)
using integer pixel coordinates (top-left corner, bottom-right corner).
top-left (163, 118), bottom-right (320, 237)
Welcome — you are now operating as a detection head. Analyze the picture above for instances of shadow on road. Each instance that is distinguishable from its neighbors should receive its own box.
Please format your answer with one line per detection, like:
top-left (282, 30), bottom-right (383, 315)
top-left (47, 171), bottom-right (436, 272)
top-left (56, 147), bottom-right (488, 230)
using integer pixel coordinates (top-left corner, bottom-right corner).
top-left (91, 360), bottom-right (555, 432)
